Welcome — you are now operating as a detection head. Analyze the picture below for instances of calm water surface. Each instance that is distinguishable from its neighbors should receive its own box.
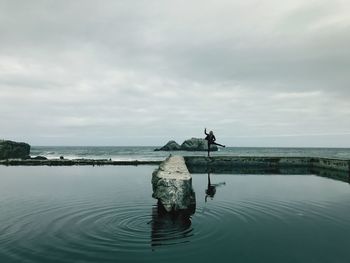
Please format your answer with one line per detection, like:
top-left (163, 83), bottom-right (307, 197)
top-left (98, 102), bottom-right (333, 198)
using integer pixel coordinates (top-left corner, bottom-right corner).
top-left (1, 166), bottom-right (350, 263)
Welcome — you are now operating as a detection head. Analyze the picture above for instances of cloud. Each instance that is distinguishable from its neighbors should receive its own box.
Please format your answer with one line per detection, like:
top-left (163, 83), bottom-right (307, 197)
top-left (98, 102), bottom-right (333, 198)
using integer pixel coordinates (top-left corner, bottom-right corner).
top-left (0, 0), bottom-right (349, 146)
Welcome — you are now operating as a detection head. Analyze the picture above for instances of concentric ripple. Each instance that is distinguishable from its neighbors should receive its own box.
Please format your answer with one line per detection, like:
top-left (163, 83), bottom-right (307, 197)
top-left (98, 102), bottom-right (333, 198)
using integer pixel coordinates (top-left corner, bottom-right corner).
top-left (0, 198), bottom-right (196, 262)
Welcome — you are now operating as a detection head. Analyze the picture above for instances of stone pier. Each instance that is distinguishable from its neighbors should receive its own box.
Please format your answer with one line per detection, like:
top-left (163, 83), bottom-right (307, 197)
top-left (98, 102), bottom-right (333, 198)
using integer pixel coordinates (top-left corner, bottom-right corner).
top-left (151, 156), bottom-right (196, 213)
top-left (184, 156), bottom-right (350, 172)
top-left (184, 156), bottom-right (350, 182)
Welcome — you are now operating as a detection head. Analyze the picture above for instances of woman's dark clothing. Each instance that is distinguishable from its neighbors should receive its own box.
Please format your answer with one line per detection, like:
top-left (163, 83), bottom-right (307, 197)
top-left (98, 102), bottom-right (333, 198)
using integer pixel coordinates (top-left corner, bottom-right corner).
top-left (205, 133), bottom-right (216, 143)
top-left (204, 129), bottom-right (225, 157)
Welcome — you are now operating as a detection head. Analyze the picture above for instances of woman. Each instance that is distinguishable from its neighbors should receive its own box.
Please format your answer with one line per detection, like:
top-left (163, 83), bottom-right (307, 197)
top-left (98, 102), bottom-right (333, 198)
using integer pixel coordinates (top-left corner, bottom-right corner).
top-left (204, 128), bottom-right (225, 157)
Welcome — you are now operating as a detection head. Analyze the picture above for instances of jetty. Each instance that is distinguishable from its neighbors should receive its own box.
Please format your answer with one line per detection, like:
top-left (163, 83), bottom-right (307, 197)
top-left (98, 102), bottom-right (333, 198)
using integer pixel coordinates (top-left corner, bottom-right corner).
top-left (183, 156), bottom-right (350, 183)
top-left (0, 159), bottom-right (161, 166)
top-left (1, 156), bottom-right (349, 172)
top-left (1, 154), bottom-right (349, 183)
top-left (185, 156), bottom-right (350, 172)
top-left (150, 156), bottom-right (349, 212)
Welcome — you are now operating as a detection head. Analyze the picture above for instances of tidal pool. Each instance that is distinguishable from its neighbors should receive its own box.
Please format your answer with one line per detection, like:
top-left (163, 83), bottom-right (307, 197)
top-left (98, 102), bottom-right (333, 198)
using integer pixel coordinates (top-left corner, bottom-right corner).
top-left (0, 166), bottom-right (350, 263)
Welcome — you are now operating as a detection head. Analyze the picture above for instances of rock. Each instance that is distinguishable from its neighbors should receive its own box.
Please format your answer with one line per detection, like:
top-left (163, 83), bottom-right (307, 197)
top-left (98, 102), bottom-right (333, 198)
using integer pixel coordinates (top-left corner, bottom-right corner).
top-left (155, 138), bottom-right (218, 151)
top-left (0, 140), bottom-right (30, 160)
top-left (60, 156), bottom-right (64, 160)
top-left (152, 156), bottom-right (196, 212)
top-left (180, 138), bottom-right (218, 151)
top-left (154, 140), bottom-right (181, 151)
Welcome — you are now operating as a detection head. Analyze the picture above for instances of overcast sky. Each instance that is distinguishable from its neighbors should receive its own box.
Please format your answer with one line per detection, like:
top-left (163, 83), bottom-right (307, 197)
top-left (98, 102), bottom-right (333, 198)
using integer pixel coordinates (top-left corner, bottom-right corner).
top-left (0, 0), bottom-right (349, 147)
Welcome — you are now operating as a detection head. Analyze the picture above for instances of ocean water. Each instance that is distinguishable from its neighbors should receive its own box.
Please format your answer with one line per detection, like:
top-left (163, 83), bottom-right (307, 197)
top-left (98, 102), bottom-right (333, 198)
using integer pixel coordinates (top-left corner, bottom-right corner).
top-left (30, 146), bottom-right (350, 161)
top-left (1, 166), bottom-right (350, 263)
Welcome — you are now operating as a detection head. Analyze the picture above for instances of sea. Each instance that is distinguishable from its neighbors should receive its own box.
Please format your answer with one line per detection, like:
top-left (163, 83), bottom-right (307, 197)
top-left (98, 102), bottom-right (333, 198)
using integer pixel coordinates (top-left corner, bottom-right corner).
top-left (30, 146), bottom-right (350, 161)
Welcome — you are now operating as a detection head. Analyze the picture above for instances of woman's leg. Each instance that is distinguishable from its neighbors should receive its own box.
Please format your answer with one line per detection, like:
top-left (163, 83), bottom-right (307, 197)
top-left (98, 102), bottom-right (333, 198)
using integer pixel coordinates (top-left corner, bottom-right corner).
top-left (212, 142), bottom-right (225, 147)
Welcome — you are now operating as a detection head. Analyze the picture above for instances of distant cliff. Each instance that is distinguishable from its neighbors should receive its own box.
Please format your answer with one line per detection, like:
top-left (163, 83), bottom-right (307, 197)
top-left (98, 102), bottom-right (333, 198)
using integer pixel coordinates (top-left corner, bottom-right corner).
top-left (155, 138), bottom-right (218, 152)
top-left (0, 140), bottom-right (30, 159)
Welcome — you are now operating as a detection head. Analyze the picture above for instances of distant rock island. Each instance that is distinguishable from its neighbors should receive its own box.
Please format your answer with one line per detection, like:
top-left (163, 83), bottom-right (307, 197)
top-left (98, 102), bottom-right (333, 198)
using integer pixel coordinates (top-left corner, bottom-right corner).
top-left (0, 140), bottom-right (31, 160)
top-left (155, 138), bottom-right (218, 151)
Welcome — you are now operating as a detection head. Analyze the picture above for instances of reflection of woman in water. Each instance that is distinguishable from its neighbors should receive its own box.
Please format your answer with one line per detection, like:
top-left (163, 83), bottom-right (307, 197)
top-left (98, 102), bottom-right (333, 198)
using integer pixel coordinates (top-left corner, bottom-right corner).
top-left (205, 173), bottom-right (226, 202)
top-left (204, 128), bottom-right (225, 157)
top-left (205, 173), bottom-right (216, 202)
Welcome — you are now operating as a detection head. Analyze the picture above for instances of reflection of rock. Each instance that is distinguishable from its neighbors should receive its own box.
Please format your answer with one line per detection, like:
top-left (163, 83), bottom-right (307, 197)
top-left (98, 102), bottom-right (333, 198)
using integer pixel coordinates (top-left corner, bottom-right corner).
top-left (154, 140), bottom-right (181, 151)
top-left (151, 201), bottom-right (193, 248)
top-left (155, 138), bottom-right (218, 151)
top-left (152, 156), bottom-right (196, 212)
top-left (0, 140), bottom-right (30, 160)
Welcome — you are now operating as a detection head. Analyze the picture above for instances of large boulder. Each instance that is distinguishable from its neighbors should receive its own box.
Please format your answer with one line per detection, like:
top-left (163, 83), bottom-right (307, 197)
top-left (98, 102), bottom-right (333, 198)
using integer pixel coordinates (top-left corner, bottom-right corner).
top-left (180, 138), bottom-right (218, 151)
top-left (0, 140), bottom-right (30, 160)
top-left (155, 138), bottom-right (218, 151)
top-left (154, 140), bottom-right (181, 151)
top-left (152, 156), bottom-right (196, 212)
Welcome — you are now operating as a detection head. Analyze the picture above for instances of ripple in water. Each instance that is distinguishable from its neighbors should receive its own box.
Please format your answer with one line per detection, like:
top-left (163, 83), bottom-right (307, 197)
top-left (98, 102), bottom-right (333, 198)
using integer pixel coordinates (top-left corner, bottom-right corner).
top-left (150, 202), bottom-right (194, 248)
top-left (0, 199), bottom-right (196, 262)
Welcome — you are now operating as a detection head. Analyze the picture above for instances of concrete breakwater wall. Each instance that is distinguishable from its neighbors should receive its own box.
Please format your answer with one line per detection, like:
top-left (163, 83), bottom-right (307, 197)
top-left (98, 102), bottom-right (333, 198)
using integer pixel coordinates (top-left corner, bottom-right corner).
top-left (0, 159), bottom-right (162, 166)
top-left (150, 156), bottom-right (349, 214)
top-left (1, 156), bottom-right (349, 173)
top-left (311, 158), bottom-right (350, 171)
top-left (184, 156), bottom-right (350, 173)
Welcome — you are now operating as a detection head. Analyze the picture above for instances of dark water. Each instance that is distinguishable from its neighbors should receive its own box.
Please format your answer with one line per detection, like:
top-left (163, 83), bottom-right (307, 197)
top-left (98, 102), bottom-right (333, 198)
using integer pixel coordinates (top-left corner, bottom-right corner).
top-left (1, 166), bottom-right (350, 263)
top-left (30, 146), bottom-right (350, 161)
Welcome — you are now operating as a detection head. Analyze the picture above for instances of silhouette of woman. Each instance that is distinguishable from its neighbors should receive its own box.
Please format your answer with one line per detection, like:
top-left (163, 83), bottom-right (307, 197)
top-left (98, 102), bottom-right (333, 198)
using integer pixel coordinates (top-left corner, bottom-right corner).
top-left (204, 128), bottom-right (225, 157)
